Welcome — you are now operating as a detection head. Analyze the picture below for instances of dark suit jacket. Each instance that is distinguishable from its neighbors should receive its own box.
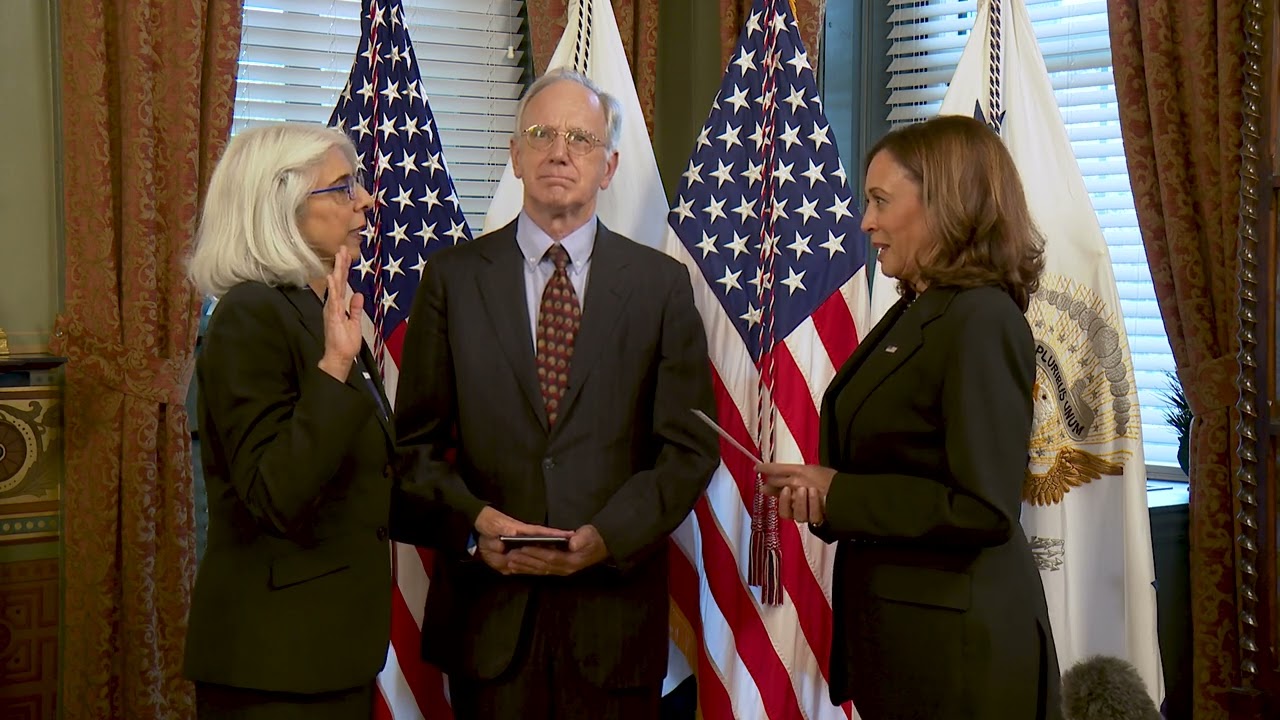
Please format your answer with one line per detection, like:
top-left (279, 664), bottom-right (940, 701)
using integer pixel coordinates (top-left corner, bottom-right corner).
top-left (816, 285), bottom-right (1061, 720)
top-left (184, 281), bottom-right (447, 694)
top-left (394, 220), bottom-right (719, 689)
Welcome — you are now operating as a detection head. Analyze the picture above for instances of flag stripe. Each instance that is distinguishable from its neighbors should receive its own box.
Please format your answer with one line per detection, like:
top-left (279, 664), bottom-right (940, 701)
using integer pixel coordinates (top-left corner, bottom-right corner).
top-left (391, 587), bottom-right (452, 718)
top-left (692, 496), bottom-right (801, 718)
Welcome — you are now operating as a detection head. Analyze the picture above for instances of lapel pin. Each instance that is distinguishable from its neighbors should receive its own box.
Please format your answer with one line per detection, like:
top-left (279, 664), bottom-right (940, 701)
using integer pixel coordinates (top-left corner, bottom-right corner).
top-left (885, 345), bottom-right (898, 353)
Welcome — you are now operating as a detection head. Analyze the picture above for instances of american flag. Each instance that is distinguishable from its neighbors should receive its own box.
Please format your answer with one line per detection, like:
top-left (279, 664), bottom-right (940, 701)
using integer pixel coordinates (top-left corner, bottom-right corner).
top-left (328, 0), bottom-right (471, 717)
top-left (660, 0), bottom-right (869, 717)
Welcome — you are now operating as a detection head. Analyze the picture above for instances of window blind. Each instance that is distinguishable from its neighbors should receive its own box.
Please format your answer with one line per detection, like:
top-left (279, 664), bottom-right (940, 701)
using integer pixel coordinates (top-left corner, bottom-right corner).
top-left (234, 0), bottom-right (527, 221)
top-left (884, 0), bottom-right (1181, 468)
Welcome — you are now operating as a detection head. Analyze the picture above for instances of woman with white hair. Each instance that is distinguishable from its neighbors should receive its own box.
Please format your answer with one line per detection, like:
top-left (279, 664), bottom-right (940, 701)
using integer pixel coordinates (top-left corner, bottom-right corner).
top-left (183, 122), bottom-right (442, 718)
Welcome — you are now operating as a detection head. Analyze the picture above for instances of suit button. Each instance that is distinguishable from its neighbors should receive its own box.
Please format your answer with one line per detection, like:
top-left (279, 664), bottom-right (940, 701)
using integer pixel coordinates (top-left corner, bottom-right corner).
top-left (382, 464), bottom-right (393, 479)
top-left (542, 457), bottom-right (554, 470)
top-left (376, 526), bottom-right (389, 541)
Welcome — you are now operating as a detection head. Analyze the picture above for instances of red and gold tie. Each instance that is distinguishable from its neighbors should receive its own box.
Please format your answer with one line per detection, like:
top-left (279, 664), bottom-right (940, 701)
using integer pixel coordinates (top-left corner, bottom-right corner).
top-left (535, 244), bottom-right (581, 425)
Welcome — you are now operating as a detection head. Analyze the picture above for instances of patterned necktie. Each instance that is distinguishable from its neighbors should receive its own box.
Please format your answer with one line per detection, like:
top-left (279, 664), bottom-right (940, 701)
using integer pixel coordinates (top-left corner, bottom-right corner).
top-left (535, 244), bottom-right (581, 425)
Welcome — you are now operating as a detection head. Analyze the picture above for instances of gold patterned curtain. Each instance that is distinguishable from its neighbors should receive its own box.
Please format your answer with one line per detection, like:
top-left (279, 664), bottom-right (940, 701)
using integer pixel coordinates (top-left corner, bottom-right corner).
top-left (526, 0), bottom-right (824, 137)
top-left (51, 0), bottom-right (243, 717)
top-left (1107, 1), bottom-right (1244, 717)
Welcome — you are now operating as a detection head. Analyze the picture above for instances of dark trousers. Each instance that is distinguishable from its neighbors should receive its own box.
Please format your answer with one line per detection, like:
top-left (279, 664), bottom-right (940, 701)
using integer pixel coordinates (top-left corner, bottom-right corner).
top-left (449, 594), bottom-right (662, 720)
top-left (195, 681), bottom-right (373, 720)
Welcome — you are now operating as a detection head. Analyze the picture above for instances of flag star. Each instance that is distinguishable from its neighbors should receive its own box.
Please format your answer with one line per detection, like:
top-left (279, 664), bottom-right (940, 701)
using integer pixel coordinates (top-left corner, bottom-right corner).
top-left (410, 253), bottom-right (428, 278)
top-left (379, 79), bottom-right (402, 103)
top-left (820, 231), bottom-right (847, 258)
top-left (356, 78), bottom-right (376, 103)
top-left (745, 11), bottom-right (763, 36)
top-left (391, 186), bottom-right (415, 211)
top-left (774, 161), bottom-right (796, 187)
top-left (748, 266), bottom-right (773, 292)
top-left (783, 86), bottom-right (808, 112)
top-left (725, 85), bottom-right (750, 113)
top-left (338, 82), bottom-right (352, 104)
top-left (400, 115), bottom-right (422, 141)
top-left (748, 122), bottom-right (769, 152)
top-left (425, 117), bottom-right (436, 142)
top-left (372, 186), bottom-right (387, 209)
top-left (377, 115), bottom-right (398, 140)
top-left (716, 266), bottom-right (743, 293)
top-left (787, 50), bottom-right (811, 74)
top-left (355, 251), bottom-right (375, 280)
top-left (682, 161), bottom-right (705, 186)
top-left (832, 160), bottom-right (848, 186)
top-left (405, 80), bottom-right (422, 104)
top-left (756, 86), bottom-right (777, 109)
top-left (827, 195), bottom-right (855, 223)
top-left (387, 220), bottom-right (410, 247)
top-left (740, 304), bottom-right (763, 327)
top-left (672, 195), bottom-right (695, 222)
top-left (445, 220), bottom-right (469, 244)
top-left (742, 159), bottom-right (765, 187)
top-left (360, 219), bottom-right (376, 243)
top-left (810, 93), bottom-right (824, 111)
top-left (801, 160), bottom-right (827, 187)
top-left (778, 122), bottom-right (802, 151)
top-left (731, 196), bottom-right (758, 223)
top-left (391, 4), bottom-right (403, 27)
top-left (796, 196), bottom-right (821, 224)
top-left (384, 254), bottom-right (404, 280)
top-left (733, 48), bottom-right (758, 75)
top-left (788, 232), bottom-right (814, 258)
top-left (717, 123), bottom-right (743, 151)
top-left (779, 267), bottom-right (807, 295)
top-left (695, 125), bottom-right (712, 150)
top-left (769, 198), bottom-right (789, 222)
top-left (710, 159), bottom-right (736, 188)
top-left (809, 123), bottom-right (832, 150)
top-left (770, 10), bottom-right (788, 33)
top-left (380, 290), bottom-right (400, 313)
top-left (360, 41), bottom-right (379, 68)
top-left (760, 231), bottom-right (781, 258)
top-left (445, 191), bottom-right (461, 211)
top-left (389, 43), bottom-right (404, 68)
top-left (765, 48), bottom-right (783, 74)
top-left (353, 113), bottom-right (373, 139)
top-left (375, 150), bottom-right (394, 178)
top-left (424, 152), bottom-right (443, 175)
top-left (695, 231), bottom-right (719, 258)
top-left (414, 222), bottom-right (438, 246)
top-left (703, 196), bottom-right (728, 223)
top-left (419, 187), bottom-right (441, 211)
top-left (372, 4), bottom-right (387, 27)
top-left (395, 152), bottom-right (419, 176)
top-left (724, 232), bottom-right (750, 259)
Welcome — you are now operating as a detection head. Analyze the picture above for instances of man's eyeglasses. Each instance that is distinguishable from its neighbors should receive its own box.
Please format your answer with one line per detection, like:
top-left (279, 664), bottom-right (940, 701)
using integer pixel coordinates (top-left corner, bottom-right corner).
top-left (309, 174), bottom-right (358, 201)
top-left (520, 125), bottom-right (605, 155)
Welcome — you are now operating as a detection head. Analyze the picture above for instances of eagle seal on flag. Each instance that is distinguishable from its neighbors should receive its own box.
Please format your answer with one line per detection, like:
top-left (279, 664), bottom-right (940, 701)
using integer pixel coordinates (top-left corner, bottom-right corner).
top-left (1023, 276), bottom-right (1135, 510)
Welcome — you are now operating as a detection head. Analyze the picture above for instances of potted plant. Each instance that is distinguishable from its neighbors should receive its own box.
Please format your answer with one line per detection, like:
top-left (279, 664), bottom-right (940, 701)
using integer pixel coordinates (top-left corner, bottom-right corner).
top-left (1160, 371), bottom-right (1192, 475)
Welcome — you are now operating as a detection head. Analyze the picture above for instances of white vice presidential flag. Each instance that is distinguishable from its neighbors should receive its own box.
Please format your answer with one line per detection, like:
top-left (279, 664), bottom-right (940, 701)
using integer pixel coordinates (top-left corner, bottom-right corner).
top-left (925, 0), bottom-right (1163, 702)
top-left (482, 0), bottom-right (669, 249)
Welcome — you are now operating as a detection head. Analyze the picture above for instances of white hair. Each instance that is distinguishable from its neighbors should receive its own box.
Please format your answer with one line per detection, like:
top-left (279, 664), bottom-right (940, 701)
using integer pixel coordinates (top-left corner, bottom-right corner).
top-left (189, 123), bottom-right (358, 297)
top-left (513, 68), bottom-right (624, 152)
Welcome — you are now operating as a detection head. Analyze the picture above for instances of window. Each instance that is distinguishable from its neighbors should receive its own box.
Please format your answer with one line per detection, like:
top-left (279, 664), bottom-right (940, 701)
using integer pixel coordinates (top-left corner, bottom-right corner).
top-left (233, 0), bottom-right (528, 220)
top-left (882, 0), bottom-right (1181, 469)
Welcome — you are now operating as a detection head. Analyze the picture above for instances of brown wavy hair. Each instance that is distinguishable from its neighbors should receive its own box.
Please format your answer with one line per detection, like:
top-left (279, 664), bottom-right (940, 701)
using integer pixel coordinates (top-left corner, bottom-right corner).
top-left (866, 115), bottom-right (1045, 312)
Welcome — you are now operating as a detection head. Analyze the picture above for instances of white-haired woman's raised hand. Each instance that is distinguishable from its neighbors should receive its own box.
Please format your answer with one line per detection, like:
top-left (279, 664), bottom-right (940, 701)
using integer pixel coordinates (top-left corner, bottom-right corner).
top-left (317, 246), bottom-right (364, 382)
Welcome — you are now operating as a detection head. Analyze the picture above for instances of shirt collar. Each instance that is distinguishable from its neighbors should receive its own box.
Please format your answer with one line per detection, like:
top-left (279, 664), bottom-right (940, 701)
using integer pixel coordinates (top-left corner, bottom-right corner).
top-left (515, 211), bottom-right (597, 271)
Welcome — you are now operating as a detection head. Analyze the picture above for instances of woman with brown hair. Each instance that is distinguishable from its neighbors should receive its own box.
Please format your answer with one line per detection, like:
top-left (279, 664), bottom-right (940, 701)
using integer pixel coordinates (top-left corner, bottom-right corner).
top-left (758, 114), bottom-right (1061, 719)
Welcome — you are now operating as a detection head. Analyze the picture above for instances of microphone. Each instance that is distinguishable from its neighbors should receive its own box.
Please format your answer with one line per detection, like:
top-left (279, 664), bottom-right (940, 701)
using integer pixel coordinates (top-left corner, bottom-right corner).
top-left (1061, 655), bottom-right (1161, 720)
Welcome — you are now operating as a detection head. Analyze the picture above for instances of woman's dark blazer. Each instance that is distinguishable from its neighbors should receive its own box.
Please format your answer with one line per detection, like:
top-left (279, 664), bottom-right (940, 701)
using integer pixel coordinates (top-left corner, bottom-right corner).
top-left (816, 285), bottom-right (1061, 720)
top-left (183, 281), bottom-right (447, 694)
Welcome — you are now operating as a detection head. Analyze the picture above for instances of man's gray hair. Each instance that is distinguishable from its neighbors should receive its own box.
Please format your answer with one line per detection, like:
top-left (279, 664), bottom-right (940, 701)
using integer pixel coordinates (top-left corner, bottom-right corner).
top-left (513, 68), bottom-right (623, 152)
